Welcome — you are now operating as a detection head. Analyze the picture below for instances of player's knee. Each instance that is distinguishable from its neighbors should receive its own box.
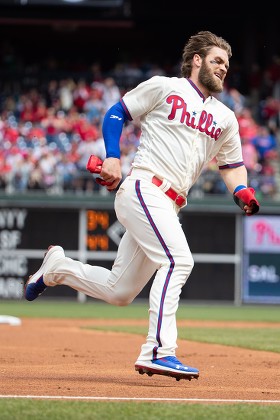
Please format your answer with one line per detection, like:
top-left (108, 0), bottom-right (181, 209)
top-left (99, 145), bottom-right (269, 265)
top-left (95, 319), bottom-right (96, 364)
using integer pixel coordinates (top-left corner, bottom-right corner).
top-left (115, 298), bottom-right (132, 306)
top-left (188, 256), bottom-right (194, 271)
top-left (108, 292), bottom-right (134, 306)
top-left (177, 255), bottom-right (194, 276)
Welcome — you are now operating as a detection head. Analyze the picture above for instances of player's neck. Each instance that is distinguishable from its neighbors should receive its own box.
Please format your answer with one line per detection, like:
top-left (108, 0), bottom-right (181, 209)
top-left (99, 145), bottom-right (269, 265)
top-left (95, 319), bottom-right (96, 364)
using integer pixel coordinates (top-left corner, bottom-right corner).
top-left (188, 76), bottom-right (211, 99)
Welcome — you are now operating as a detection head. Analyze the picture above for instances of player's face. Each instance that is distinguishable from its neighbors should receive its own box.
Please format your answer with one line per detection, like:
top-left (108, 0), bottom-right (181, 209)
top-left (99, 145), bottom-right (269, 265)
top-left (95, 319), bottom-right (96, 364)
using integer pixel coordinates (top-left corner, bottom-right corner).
top-left (198, 48), bottom-right (229, 94)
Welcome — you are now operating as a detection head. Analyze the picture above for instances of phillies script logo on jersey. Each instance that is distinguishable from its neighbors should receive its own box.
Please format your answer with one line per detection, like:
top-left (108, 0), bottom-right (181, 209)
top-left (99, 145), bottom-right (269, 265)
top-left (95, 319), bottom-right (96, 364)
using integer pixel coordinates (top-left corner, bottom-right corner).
top-left (166, 95), bottom-right (222, 141)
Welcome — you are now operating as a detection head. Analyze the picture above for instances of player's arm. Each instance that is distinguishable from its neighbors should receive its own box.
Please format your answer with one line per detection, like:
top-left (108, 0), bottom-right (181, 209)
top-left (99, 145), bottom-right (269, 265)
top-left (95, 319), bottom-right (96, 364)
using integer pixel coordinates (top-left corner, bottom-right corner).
top-left (219, 165), bottom-right (260, 216)
top-left (101, 101), bottom-right (130, 190)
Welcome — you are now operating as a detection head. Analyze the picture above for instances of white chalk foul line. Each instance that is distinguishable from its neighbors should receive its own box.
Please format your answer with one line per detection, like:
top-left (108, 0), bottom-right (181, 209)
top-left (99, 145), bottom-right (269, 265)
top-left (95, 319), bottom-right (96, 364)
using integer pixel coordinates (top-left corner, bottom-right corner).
top-left (0, 395), bottom-right (280, 404)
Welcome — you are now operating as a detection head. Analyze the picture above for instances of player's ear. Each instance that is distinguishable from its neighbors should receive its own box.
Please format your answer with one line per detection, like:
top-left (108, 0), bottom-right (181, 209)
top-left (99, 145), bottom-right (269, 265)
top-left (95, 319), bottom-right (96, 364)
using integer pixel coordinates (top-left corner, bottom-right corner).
top-left (193, 54), bottom-right (202, 68)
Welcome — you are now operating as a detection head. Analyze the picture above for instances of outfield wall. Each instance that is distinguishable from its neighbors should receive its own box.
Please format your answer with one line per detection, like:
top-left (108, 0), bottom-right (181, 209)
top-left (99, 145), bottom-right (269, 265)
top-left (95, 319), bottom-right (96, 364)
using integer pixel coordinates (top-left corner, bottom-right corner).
top-left (0, 194), bottom-right (279, 305)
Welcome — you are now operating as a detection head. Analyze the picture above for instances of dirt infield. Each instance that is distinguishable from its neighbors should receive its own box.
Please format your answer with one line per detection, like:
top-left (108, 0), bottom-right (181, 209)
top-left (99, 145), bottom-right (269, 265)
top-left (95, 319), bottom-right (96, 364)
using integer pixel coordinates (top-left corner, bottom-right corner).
top-left (1, 318), bottom-right (280, 402)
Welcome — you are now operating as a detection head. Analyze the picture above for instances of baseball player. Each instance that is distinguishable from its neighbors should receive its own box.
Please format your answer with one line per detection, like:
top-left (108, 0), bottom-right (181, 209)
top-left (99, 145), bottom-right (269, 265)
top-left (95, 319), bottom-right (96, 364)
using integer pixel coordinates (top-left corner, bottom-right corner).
top-left (25, 31), bottom-right (259, 381)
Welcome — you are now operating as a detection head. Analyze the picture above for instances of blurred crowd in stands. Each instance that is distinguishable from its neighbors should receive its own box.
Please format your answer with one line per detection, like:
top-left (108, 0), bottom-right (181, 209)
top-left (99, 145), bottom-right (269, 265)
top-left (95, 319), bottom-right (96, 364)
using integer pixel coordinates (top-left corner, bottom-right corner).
top-left (0, 53), bottom-right (280, 200)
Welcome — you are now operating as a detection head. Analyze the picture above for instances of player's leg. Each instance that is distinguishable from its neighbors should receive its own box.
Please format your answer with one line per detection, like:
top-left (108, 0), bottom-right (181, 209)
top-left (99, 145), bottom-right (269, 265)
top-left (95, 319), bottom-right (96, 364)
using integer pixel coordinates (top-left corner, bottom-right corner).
top-left (121, 180), bottom-right (193, 355)
top-left (25, 230), bottom-right (158, 304)
top-left (49, 230), bottom-right (158, 304)
top-left (117, 178), bottom-right (198, 379)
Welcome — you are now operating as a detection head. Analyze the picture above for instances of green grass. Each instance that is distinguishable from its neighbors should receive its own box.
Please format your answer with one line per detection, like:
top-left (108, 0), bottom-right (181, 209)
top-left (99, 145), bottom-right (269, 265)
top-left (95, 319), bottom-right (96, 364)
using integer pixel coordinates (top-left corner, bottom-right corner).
top-left (184, 326), bottom-right (280, 353)
top-left (88, 324), bottom-right (280, 353)
top-left (1, 300), bottom-right (280, 322)
top-left (1, 300), bottom-right (280, 418)
top-left (1, 300), bottom-right (280, 352)
top-left (1, 400), bottom-right (280, 420)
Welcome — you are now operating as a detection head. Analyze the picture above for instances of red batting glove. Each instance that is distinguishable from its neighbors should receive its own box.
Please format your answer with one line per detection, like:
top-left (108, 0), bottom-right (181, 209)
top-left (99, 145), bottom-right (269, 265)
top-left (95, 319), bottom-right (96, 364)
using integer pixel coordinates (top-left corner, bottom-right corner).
top-left (86, 155), bottom-right (113, 187)
top-left (86, 155), bottom-right (103, 174)
top-left (233, 187), bottom-right (260, 216)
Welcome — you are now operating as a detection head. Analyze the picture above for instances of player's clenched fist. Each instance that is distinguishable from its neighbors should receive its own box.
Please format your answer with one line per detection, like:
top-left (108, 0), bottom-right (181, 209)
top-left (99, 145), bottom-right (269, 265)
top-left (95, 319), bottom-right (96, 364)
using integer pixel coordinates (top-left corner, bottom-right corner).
top-left (233, 186), bottom-right (260, 216)
top-left (100, 157), bottom-right (122, 191)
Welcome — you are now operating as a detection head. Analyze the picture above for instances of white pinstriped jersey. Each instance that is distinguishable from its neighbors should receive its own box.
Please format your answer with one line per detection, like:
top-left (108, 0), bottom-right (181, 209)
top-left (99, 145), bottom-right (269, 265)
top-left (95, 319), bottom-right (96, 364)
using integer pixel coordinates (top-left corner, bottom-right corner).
top-left (121, 75), bottom-right (244, 195)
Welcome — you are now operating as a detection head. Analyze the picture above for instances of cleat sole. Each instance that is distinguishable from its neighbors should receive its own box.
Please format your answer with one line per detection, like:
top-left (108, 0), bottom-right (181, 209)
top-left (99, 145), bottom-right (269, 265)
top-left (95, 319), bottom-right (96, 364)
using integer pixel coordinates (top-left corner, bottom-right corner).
top-left (135, 365), bottom-right (199, 381)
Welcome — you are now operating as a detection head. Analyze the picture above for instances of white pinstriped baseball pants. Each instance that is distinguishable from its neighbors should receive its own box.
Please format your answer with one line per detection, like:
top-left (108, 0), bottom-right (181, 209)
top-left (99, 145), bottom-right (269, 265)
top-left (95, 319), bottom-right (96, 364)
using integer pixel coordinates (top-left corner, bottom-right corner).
top-left (44, 171), bottom-right (194, 362)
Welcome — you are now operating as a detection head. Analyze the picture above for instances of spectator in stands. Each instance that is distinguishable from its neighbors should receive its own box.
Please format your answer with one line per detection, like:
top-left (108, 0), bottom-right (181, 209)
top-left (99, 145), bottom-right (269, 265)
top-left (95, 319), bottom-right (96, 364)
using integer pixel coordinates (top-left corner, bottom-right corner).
top-left (251, 125), bottom-right (278, 164)
top-left (102, 77), bottom-right (121, 110)
top-left (241, 136), bottom-right (260, 174)
top-left (83, 86), bottom-right (105, 124)
top-left (72, 78), bottom-right (90, 112)
top-left (58, 78), bottom-right (75, 112)
top-left (33, 99), bottom-right (48, 123)
top-left (28, 159), bottom-right (44, 190)
top-left (38, 150), bottom-right (58, 191)
top-left (14, 151), bottom-right (34, 192)
top-left (236, 107), bottom-right (259, 142)
top-left (55, 153), bottom-right (79, 192)
top-left (218, 86), bottom-right (246, 115)
top-left (259, 96), bottom-right (280, 130)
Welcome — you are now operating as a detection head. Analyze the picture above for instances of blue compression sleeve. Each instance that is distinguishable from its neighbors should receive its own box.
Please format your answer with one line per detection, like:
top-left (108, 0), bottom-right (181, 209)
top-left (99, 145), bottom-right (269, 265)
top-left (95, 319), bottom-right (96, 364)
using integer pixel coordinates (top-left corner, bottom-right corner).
top-left (102, 101), bottom-right (128, 158)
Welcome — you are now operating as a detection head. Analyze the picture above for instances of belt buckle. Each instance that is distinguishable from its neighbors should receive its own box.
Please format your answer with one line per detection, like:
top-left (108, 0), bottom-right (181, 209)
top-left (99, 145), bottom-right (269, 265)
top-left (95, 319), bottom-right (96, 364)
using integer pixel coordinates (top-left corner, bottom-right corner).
top-left (175, 195), bottom-right (186, 207)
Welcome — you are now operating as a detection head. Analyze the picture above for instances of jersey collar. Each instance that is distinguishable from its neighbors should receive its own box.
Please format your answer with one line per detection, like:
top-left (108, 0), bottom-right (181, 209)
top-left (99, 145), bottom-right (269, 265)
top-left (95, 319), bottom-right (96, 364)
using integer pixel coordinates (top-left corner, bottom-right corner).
top-left (186, 78), bottom-right (207, 102)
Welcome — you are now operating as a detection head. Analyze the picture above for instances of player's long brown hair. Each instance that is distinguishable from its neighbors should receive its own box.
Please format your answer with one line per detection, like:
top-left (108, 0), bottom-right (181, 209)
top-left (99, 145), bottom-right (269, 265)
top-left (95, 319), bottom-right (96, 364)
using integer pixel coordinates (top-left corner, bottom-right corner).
top-left (181, 31), bottom-right (232, 78)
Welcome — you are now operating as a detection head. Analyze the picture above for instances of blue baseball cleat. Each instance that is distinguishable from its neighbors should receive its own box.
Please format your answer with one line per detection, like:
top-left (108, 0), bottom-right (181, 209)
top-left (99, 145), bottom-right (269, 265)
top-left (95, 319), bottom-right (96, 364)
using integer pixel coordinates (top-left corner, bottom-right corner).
top-left (135, 356), bottom-right (199, 381)
top-left (24, 245), bottom-right (65, 301)
top-left (25, 275), bottom-right (47, 301)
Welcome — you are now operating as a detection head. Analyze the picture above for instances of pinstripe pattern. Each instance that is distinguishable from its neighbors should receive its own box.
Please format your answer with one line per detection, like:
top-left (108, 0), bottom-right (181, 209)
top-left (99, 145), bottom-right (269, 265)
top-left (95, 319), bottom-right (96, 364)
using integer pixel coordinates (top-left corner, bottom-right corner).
top-left (135, 180), bottom-right (175, 359)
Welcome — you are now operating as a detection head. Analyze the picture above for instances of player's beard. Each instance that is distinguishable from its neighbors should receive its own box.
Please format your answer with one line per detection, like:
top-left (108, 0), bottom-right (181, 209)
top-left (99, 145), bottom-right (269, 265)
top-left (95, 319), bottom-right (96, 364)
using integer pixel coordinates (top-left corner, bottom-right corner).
top-left (198, 59), bottom-right (224, 94)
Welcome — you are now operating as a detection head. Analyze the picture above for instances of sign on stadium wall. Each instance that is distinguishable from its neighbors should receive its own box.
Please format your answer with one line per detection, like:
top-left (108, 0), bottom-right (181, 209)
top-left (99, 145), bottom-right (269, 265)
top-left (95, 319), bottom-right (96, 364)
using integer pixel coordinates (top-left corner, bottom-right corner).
top-left (243, 215), bottom-right (280, 304)
top-left (2, 204), bottom-right (271, 303)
